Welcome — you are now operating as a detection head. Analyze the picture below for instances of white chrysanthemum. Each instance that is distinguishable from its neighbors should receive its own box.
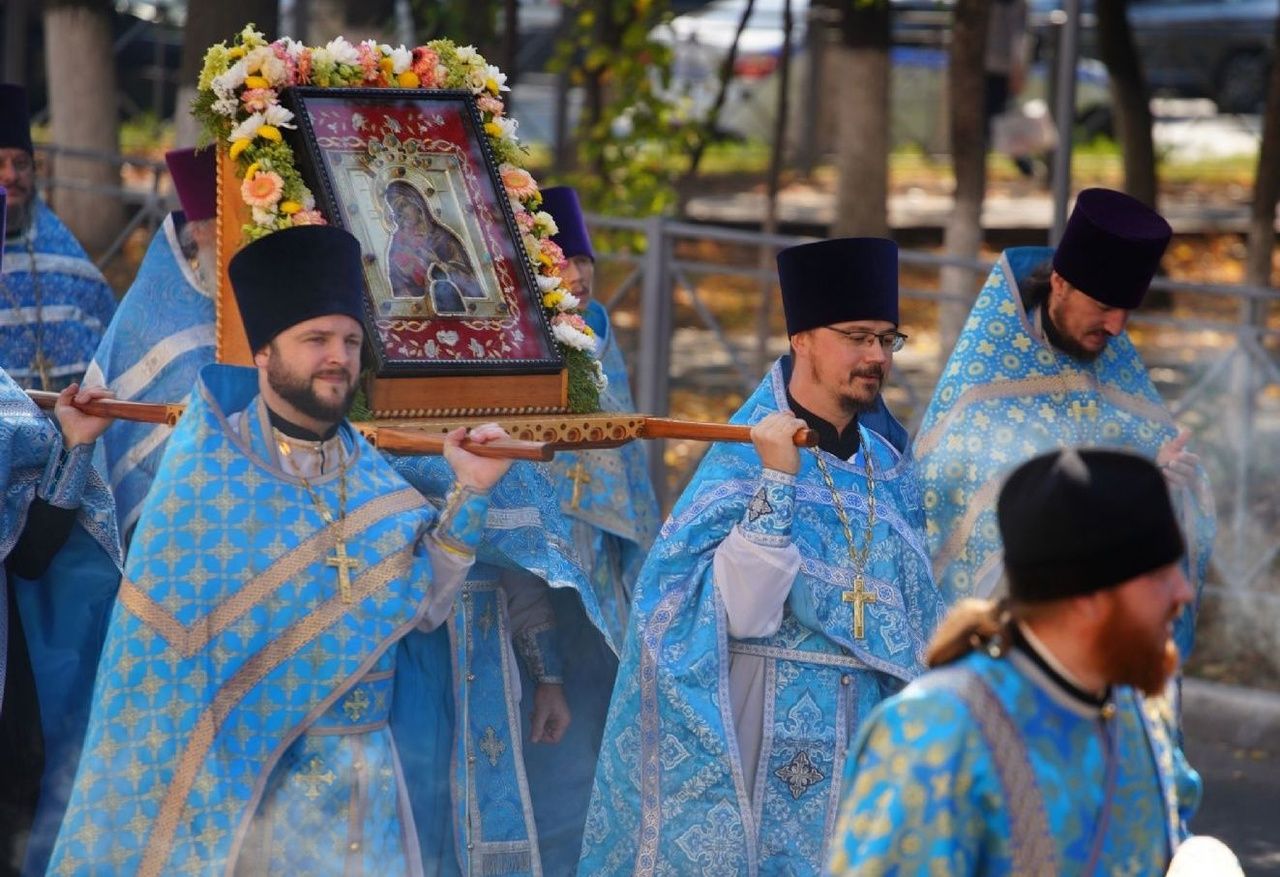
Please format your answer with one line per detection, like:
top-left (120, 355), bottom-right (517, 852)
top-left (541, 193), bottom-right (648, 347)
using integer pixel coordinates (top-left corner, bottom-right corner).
top-left (228, 112), bottom-right (265, 142)
top-left (491, 115), bottom-right (519, 142)
top-left (523, 233), bottom-right (541, 262)
top-left (485, 65), bottom-right (509, 92)
top-left (536, 275), bottom-right (561, 293)
top-left (387, 46), bottom-right (412, 75)
top-left (244, 46), bottom-right (272, 75)
top-left (211, 60), bottom-right (248, 98)
top-left (532, 211), bottom-right (558, 237)
top-left (465, 67), bottom-right (488, 93)
top-left (281, 38), bottom-right (308, 60)
top-left (593, 359), bottom-right (609, 392)
top-left (557, 291), bottom-right (581, 311)
top-left (251, 205), bottom-right (277, 225)
top-left (325, 36), bottom-right (360, 66)
top-left (263, 104), bottom-right (296, 129)
top-left (311, 47), bottom-right (333, 69)
top-left (551, 322), bottom-right (597, 353)
top-left (454, 45), bottom-right (481, 65)
top-left (302, 192), bottom-right (316, 210)
top-left (361, 38), bottom-right (380, 52)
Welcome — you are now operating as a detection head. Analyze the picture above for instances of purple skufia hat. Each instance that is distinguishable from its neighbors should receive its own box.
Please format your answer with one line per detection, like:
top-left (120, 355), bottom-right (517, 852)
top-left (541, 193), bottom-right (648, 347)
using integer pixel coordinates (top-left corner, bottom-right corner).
top-left (0, 83), bottom-right (33, 154)
top-left (165, 147), bottom-right (218, 222)
top-left (1052, 188), bottom-right (1172, 310)
top-left (541, 186), bottom-right (594, 262)
top-left (776, 237), bottom-right (899, 335)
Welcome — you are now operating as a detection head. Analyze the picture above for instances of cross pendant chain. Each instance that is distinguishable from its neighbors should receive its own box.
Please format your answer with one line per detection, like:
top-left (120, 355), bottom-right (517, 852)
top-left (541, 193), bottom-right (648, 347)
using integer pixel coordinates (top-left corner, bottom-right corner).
top-left (326, 540), bottom-right (360, 603)
top-left (813, 437), bottom-right (878, 641)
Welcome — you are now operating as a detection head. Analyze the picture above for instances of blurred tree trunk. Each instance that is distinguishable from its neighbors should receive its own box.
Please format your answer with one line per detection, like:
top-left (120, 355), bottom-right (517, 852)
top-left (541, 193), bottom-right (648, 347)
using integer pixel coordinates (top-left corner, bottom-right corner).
top-left (174, 0), bottom-right (279, 147)
top-left (42, 0), bottom-right (123, 255)
top-left (829, 0), bottom-right (890, 237)
top-left (1245, 12), bottom-right (1280, 291)
top-left (1096, 0), bottom-right (1157, 207)
top-left (938, 0), bottom-right (990, 354)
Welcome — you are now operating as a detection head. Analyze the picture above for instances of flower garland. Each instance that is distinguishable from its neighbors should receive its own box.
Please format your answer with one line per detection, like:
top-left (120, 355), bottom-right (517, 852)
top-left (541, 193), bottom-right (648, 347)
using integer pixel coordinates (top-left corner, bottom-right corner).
top-left (193, 25), bottom-right (603, 412)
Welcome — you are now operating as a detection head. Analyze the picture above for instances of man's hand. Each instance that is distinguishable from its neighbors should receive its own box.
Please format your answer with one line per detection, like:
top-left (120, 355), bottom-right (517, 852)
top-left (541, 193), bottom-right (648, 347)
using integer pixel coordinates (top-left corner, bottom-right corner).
top-left (751, 411), bottom-right (805, 475)
top-left (54, 383), bottom-right (115, 449)
top-left (529, 683), bottom-right (571, 744)
top-left (1156, 428), bottom-right (1200, 490)
top-left (442, 423), bottom-right (514, 492)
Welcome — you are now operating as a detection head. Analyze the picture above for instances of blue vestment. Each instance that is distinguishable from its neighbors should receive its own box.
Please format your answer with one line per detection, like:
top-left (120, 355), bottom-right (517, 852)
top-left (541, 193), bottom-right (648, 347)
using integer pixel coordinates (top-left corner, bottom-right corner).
top-left (916, 248), bottom-right (1215, 658)
top-left (48, 363), bottom-right (481, 876)
top-left (85, 213), bottom-right (215, 537)
top-left (0, 367), bottom-right (121, 876)
top-left (1, 201), bottom-right (117, 390)
top-left (519, 301), bottom-right (658, 875)
top-left (581, 358), bottom-right (944, 877)
top-left (829, 645), bottom-right (1200, 875)
top-left (387, 455), bottom-right (607, 877)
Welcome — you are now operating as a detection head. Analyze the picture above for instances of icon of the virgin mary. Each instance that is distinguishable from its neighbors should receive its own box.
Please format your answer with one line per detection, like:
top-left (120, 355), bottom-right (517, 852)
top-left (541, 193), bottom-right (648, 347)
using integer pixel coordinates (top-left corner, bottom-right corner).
top-left (383, 179), bottom-right (487, 315)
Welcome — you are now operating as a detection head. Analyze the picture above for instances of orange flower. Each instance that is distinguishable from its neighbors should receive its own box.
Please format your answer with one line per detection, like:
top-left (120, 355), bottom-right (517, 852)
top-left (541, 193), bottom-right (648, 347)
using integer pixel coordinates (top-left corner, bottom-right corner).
top-left (241, 170), bottom-right (284, 208)
top-left (499, 164), bottom-right (537, 201)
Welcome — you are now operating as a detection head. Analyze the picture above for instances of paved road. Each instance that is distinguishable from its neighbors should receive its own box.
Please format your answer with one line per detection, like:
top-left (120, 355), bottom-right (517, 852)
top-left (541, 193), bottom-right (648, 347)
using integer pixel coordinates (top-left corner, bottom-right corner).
top-left (1183, 681), bottom-right (1280, 875)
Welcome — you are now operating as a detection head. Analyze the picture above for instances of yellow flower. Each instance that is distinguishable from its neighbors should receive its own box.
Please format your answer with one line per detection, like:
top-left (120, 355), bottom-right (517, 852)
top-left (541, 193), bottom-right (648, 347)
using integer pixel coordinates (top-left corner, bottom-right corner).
top-left (227, 46), bottom-right (247, 60)
top-left (397, 70), bottom-right (420, 88)
top-left (484, 121), bottom-right (502, 138)
top-left (244, 75), bottom-right (270, 90)
top-left (485, 77), bottom-right (500, 95)
top-left (244, 161), bottom-right (261, 180)
top-left (259, 125), bottom-right (282, 142)
top-left (542, 291), bottom-right (563, 308)
top-left (380, 57), bottom-right (395, 73)
top-left (229, 138), bottom-right (252, 160)
top-left (280, 200), bottom-right (302, 215)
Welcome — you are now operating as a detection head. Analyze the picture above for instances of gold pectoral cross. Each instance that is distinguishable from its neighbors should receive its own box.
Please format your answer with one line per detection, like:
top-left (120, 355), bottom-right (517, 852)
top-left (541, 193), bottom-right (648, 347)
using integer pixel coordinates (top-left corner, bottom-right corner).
top-left (842, 575), bottom-right (878, 640)
top-left (568, 459), bottom-right (593, 510)
top-left (1068, 399), bottom-right (1100, 423)
top-left (326, 540), bottom-right (360, 603)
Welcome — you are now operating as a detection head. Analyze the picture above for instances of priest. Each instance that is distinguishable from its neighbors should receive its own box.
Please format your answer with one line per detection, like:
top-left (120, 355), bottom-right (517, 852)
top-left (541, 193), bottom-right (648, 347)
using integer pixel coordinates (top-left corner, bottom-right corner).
top-left (0, 84), bottom-right (116, 391)
top-left (48, 225), bottom-right (515, 875)
top-left (86, 147), bottom-right (218, 540)
top-left (580, 238), bottom-right (944, 876)
top-left (916, 188), bottom-right (1214, 660)
top-left (830, 449), bottom-right (1208, 875)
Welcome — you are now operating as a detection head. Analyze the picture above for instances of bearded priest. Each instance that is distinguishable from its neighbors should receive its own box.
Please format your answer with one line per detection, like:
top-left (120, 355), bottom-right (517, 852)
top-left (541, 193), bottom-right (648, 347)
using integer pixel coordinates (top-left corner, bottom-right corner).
top-left (48, 225), bottom-right (515, 876)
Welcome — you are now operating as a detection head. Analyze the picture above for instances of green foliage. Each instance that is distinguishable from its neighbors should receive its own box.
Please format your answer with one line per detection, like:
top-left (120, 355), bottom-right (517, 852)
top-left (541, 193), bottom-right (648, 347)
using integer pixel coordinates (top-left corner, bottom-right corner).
top-left (565, 346), bottom-right (602, 413)
top-left (550, 0), bottom-right (683, 218)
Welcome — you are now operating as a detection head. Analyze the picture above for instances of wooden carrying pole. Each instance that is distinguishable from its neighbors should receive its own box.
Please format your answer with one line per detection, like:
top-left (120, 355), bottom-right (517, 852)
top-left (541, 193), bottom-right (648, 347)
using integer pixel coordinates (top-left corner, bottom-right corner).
top-left (25, 392), bottom-right (553, 462)
top-left (640, 417), bottom-right (818, 448)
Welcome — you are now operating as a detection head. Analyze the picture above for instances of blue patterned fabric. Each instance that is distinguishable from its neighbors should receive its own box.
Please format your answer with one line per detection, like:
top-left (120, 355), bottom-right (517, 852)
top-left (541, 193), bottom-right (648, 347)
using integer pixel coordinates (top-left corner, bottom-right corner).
top-left (47, 363), bottom-right (457, 876)
top-left (916, 248), bottom-right (1215, 659)
top-left (387, 456), bottom-right (604, 877)
top-left (85, 213), bottom-right (215, 538)
top-left (1, 201), bottom-right (116, 390)
top-left (828, 647), bottom-right (1199, 875)
top-left (0, 367), bottom-right (121, 877)
top-left (580, 358), bottom-right (944, 877)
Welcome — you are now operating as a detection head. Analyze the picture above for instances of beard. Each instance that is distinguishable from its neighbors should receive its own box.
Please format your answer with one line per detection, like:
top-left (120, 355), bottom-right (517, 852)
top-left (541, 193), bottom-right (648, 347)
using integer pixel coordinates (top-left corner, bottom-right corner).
top-left (1045, 298), bottom-right (1104, 363)
top-left (266, 353), bottom-right (358, 426)
top-left (1096, 601), bottom-right (1181, 696)
top-left (807, 357), bottom-right (885, 416)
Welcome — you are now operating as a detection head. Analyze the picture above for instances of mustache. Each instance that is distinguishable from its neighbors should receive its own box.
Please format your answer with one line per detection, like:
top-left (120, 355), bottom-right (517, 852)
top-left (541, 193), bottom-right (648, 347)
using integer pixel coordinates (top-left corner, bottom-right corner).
top-left (852, 366), bottom-right (885, 380)
top-left (313, 369), bottom-right (353, 381)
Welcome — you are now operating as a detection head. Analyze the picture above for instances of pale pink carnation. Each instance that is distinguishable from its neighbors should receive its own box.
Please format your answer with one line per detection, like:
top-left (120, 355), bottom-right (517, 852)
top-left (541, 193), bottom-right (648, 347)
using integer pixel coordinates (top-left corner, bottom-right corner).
top-left (477, 95), bottom-right (505, 117)
top-left (540, 238), bottom-right (566, 268)
top-left (241, 171), bottom-right (284, 209)
top-left (291, 209), bottom-right (327, 226)
top-left (357, 42), bottom-right (384, 83)
top-left (515, 210), bottom-right (535, 232)
top-left (295, 49), bottom-right (313, 84)
top-left (241, 87), bottom-right (278, 112)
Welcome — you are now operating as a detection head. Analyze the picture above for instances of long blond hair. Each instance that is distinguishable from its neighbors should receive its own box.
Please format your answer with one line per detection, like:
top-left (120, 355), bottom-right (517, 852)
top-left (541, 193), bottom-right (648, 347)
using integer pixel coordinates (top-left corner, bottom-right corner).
top-left (925, 598), bottom-right (1015, 667)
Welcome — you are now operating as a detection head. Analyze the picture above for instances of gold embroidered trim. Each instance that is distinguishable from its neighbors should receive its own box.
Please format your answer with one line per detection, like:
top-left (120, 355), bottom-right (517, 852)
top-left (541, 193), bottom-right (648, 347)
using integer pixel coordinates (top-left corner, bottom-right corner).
top-left (931, 478), bottom-right (1003, 579)
top-left (138, 547), bottom-right (415, 877)
top-left (119, 487), bottom-right (424, 657)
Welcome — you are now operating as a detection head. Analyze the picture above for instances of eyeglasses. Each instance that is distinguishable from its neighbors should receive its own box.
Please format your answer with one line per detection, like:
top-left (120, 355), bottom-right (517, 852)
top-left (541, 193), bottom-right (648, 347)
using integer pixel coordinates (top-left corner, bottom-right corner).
top-left (823, 326), bottom-right (908, 352)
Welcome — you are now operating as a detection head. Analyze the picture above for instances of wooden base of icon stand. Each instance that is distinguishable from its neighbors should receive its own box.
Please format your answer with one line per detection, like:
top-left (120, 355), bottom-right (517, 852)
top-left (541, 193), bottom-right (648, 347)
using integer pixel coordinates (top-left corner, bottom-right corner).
top-left (215, 149), bottom-right (569, 419)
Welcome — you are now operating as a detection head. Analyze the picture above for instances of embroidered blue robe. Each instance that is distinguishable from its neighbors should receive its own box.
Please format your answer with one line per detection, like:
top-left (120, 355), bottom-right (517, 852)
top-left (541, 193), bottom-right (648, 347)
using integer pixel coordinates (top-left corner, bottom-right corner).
top-left (829, 648), bottom-right (1200, 875)
top-left (1, 201), bottom-right (117, 390)
top-left (916, 248), bottom-right (1215, 659)
top-left (85, 212), bottom-right (215, 538)
top-left (580, 358), bottom-right (945, 877)
top-left (387, 455), bottom-right (608, 877)
top-left (0, 367), bottom-right (122, 877)
top-left (47, 363), bottom-right (473, 876)
top-left (523, 301), bottom-right (658, 875)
